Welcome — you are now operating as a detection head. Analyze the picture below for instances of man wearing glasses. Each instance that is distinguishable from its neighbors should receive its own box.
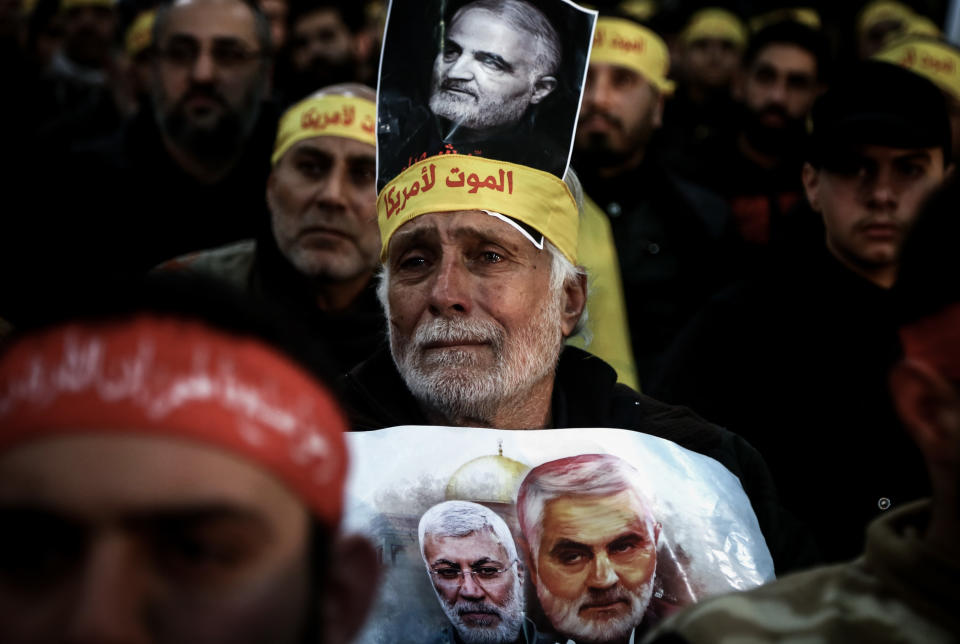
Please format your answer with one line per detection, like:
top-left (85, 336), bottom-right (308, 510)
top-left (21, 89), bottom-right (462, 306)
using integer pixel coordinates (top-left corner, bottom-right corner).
top-left (418, 500), bottom-right (536, 644)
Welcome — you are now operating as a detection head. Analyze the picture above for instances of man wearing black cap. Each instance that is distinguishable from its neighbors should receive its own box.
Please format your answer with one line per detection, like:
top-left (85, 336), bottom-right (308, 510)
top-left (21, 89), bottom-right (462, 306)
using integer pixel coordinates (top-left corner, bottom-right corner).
top-left (650, 61), bottom-right (951, 562)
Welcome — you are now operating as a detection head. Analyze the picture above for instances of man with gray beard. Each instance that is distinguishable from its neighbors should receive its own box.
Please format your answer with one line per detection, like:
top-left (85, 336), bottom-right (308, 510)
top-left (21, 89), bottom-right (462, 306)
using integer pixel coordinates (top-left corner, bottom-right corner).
top-left (517, 454), bottom-right (660, 644)
top-left (419, 501), bottom-right (536, 644)
top-left (340, 171), bottom-right (816, 574)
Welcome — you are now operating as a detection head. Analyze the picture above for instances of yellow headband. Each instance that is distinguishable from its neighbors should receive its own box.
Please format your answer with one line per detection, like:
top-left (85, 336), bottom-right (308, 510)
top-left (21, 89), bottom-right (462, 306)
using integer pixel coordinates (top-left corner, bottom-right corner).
top-left (857, 1), bottom-right (914, 36)
top-left (272, 94), bottom-right (376, 165)
top-left (681, 8), bottom-right (747, 48)
top-left (125, 10), bottom-right (155, 58)
top-left (749, 8), bottom-right (821, 32)
top-left (617, 0), bottom-right (657, 22)
top-left (377, 155), bottom-right (579, 264)
top-left (591, 18), bottom-right (674, 94)
top-left (905, 15), bottom-right (941, 38)
top-left (875, 38), bottom-right (960, 102)
top-left (61, 0), bottom-right (116, 10)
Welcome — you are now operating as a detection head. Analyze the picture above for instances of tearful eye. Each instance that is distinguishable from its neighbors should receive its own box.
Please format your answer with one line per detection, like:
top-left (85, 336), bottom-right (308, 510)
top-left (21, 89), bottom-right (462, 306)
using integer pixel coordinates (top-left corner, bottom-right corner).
top-left (480, 251), bottom-right (502, 263)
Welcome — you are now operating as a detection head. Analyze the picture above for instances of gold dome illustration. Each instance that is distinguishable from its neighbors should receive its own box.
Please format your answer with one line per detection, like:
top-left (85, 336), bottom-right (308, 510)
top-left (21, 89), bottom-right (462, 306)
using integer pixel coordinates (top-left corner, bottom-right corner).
top-left (445, 441), bottom-right (531, 504)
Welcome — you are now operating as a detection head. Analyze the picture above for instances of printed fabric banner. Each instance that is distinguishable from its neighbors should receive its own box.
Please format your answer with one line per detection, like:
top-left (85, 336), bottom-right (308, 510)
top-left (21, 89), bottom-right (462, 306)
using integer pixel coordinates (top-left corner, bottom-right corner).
top-left (344, 426), bottom-right (775, 644)
top-left (376, 0), bottom-right (597, 189)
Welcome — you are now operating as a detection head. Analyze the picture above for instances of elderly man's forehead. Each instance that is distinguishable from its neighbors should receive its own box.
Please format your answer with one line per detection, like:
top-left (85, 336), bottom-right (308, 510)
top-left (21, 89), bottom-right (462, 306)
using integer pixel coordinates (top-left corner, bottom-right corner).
top-left (388, 211), bottom-right (537, 254)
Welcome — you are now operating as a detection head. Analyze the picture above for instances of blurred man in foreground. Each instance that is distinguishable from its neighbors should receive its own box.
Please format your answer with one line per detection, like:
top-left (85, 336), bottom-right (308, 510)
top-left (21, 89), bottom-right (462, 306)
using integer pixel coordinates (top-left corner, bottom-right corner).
top-left (0, 280), bottom-right (378, 643)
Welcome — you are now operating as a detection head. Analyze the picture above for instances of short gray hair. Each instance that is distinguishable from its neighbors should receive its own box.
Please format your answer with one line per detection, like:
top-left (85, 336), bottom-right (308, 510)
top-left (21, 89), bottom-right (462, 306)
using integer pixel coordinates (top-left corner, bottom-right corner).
top-left (418, 500), bottom-right (519, 564)
top-left (451, 0), bottom-right (561, 76)
top-left (517, 454), bottom-right (656, 562)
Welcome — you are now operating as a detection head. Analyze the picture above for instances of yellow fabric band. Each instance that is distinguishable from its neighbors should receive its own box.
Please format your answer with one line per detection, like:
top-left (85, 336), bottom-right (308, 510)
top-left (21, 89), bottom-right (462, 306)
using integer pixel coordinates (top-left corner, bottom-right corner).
top-left (905, 16), bottom-right (941, 38)
top-left (681, 8), bottom-right (747, 48)
top-left (857, 1), bottom-right (914, 35)
top-left (591, 18), bottom-right (675, 94)
top-left (272, 95), bottom-right (376, 165)
top-left (377, 155), bottom-right (579, 264)
top-left (749, 8), bottom-right (821, 32)
top-left (125, 10), bottom-right (155, 58)
top-left (61, 0), bottom-right (116, 10)
top-left (875, 37), bottom-right (960, 102)
top-left (617, 0), bottom-right (656, 22)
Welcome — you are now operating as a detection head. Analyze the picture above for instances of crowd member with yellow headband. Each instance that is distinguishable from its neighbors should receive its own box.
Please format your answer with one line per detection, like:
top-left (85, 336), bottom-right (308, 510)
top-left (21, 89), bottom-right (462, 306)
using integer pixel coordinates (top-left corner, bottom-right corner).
top-left (676, 7), bottom-right (747, 102)
top-left (122, 8), bottom-right (155, 111)
top-left (158, 84), bottom-right (385, 374)
top-left (875, 35), bottom-right (960, 163)
top-left (856, 0), bottom-right (916, 58)
top-left (658, 7), bottom-right (747, 179)
top-left (341, 0), bottom-right (813, 577)
top-left (573, 12), bottom-right (739, 388)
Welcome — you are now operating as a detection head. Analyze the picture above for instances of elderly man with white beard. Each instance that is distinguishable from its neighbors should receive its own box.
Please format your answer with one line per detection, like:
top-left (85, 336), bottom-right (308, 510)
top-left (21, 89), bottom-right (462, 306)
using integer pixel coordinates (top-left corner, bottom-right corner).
top-left (339, 151), bottom-right (816, 575)
top-left (419, 501), bottom-right (535, 644)
top-left (517, 455), bottom-right (661, 644)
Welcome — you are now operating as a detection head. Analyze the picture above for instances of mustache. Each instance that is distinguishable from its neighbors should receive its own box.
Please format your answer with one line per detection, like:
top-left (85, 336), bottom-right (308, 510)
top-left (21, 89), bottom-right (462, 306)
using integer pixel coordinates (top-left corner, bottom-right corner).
top-left (414, 317), bottom-right (503, 351)
top-left (582, 109), bottom-right (623, 131)
top-left (455, 600), bottom-right (503, 618)
top-left (579, 586), bottom-right (630, 611)
top-left (176, 85), bottom-right (229, 110)
top-left (439, 79), bottom-right (478, 99)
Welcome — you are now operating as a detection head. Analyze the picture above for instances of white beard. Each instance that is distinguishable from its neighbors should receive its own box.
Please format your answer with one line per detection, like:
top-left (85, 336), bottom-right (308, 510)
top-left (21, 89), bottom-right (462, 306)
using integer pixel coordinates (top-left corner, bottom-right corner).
top-left (534, 575), bottom-right (654, 644)
top-left (436, 574), bottom-right (526, 644)
top-left (390, 288), bottom-right (564, 425)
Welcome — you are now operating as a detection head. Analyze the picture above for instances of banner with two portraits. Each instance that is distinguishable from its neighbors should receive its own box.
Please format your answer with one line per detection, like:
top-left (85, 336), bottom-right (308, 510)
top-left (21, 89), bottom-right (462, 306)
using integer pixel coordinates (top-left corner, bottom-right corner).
top-left (344, 427), bottom-right (774, 644)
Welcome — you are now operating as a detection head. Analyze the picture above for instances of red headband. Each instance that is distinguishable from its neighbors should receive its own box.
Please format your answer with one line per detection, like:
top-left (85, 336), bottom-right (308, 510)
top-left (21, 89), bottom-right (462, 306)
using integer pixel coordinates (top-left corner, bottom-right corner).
top-left (899, 302), bottom-right (960, 381)
top-left (0, 316), bottom-right (349, 526)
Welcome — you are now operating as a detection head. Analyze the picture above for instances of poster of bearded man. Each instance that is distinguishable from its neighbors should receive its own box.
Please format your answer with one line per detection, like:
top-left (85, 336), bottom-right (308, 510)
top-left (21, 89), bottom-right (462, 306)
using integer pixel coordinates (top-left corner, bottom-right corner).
top-left (342, 427), bottom-right (774, 643)
top-left (376, 0), bottom-right (596, 187)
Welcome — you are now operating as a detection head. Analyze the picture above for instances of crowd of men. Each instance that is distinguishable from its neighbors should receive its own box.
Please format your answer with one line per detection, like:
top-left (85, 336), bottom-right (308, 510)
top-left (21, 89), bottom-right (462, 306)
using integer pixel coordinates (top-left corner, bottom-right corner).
top-left (1, 0), bottom-right (958, 642)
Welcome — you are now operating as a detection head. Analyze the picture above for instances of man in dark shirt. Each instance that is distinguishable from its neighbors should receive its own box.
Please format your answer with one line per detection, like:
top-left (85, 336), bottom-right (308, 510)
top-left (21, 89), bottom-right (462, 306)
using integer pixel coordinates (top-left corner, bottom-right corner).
top-left (651, 61), bottom-right (951, 562)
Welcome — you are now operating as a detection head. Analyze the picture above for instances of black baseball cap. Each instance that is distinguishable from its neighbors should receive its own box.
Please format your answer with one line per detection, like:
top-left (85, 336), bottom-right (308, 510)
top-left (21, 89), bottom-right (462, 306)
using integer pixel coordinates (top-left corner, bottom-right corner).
top-left (807, 60), bottom-right (951, 170)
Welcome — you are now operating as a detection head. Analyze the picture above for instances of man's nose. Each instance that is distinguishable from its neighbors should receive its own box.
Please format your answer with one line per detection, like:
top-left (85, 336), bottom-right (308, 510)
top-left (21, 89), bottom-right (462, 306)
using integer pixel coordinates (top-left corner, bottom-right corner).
top-left (190, 49), bottom-right (217, 84)
top-left (65, 534), bottom-right (152, 644)
top-left (427, 256), bottom-right (472, 316)
top-left (584, 70), bottom-right (613, 111)
top-left (446, 54), bottom-right (476, 80)
top-left (864, 166), bottom-right (898, 210)
top-left (586, 552), bottom-right (619, 589)
top-left (315, 162), bottom-right (349, 209)
top-left (458, 571), bottom-right (486, 600)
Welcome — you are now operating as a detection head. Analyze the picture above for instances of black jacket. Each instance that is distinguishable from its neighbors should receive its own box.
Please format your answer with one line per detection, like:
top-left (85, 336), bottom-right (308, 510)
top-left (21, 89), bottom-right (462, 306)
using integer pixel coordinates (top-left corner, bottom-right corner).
top-left (341, 345), bottom-right (819, 574)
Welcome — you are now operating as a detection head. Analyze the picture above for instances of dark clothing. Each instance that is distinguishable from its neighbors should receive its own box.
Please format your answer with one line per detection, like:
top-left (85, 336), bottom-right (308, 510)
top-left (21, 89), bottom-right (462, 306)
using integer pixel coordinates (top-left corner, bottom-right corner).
top-left (576, 159), bottom-right (741, 385)
top-left (694, 130), bottom-right (806, 249)
top-left (160, 237), bottom-right (387, 375)
top-left (4, 105), bottom-right (278, 325)
top-left (654, 88), bottom-right (742, 181)
top-left (649, 238), bottom-right (929, 563)
top-left (341, 345), bottom-right (820, 575)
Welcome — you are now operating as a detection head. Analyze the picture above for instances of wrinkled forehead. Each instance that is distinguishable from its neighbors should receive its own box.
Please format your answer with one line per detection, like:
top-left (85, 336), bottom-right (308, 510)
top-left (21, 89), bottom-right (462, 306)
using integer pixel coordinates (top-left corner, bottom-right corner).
top-left (540, 490), bottom-right (654, 542)
top-left (425, 528), bottom-right (510, 563)
top-left (387, 210), bottom-right (544, 258)
top-left (448, 7), bottom-right (541, 58)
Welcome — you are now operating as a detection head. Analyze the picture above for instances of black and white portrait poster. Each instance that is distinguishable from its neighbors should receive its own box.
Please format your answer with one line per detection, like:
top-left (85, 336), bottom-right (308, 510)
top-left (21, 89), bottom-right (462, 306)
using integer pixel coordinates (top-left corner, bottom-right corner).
top-left (376, 0), bottom-right (597, 189)
top-left (344, 426), bottom-right (774, 644)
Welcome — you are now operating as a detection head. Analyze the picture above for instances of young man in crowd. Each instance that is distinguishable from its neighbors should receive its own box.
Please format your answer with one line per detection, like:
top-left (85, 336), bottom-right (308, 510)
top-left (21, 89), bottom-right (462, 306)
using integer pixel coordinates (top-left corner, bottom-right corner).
top-left (645, 174), bottom-right (960, 644)
top-left (652, 61), bottom-right (951, 562)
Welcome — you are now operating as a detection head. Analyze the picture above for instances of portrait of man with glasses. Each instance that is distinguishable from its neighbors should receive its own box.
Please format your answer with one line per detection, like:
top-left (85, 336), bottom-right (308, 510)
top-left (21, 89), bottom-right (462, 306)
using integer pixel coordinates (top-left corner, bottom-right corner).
top-left (418, 500), bottom-right (536, 644)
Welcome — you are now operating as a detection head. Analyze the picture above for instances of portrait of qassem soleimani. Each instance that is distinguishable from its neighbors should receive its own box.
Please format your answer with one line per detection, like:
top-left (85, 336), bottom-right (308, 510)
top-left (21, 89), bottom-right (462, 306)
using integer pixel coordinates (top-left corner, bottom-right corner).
top-left (376, 0), bottom-right (596, 189)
